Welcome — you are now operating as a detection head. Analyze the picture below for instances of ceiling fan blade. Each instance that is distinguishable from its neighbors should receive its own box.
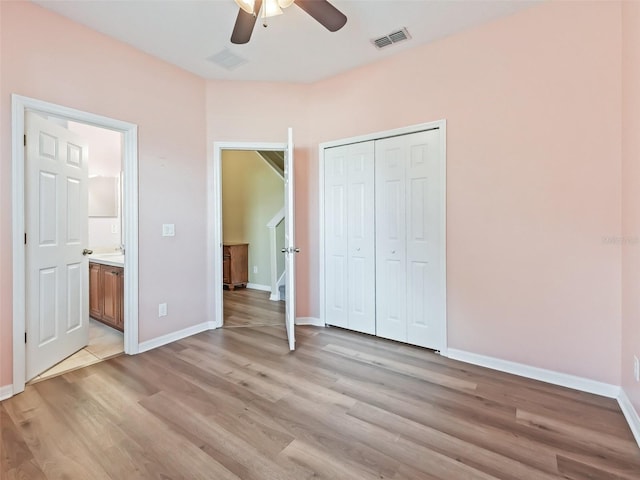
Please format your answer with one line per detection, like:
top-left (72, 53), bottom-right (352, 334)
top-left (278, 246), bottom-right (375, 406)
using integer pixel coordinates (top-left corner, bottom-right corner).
top-left (294, 0), bottom-right (347, 32)
top-left (231, 0), bottom-right (263, 44)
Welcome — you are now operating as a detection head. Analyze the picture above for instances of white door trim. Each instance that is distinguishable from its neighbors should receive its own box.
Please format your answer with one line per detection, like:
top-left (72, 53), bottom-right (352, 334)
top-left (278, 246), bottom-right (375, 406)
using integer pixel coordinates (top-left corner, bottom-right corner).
top-left (209, 142), bottom-right (287, 328)
top-left (318, 120), bottom-right (448, 354)
top-left (12, 94), bottom-right (139, 395)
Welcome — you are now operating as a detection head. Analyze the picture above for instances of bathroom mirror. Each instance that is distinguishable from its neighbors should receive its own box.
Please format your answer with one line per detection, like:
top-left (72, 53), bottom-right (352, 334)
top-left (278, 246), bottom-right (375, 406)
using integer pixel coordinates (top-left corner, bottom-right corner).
top-left (89, 176), bottom-right (119, 217)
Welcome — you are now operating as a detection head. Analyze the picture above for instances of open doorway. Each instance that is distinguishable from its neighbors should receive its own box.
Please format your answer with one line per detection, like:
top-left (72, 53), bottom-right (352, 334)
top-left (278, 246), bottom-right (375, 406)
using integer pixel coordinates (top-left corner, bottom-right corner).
top-left (210, 132), bottom-right (297, 351)
top-left (27, 118), bottom-right (125, 383)
top-left (12, 95), bottom-right (139, 395)
top-left (221, 150), bottom-right (286, 329)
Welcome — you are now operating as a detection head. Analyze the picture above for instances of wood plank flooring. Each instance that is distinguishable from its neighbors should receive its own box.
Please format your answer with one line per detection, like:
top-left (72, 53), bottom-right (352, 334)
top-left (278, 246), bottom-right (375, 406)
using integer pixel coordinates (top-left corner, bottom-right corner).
top-left (2, 325), bottom-right (639, 479)
top-left (223, 288), bottom-right (285, 328)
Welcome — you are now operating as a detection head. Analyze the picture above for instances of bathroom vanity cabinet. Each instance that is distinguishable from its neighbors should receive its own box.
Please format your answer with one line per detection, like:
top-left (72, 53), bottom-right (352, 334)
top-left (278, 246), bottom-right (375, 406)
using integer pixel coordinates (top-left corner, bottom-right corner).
top-left (89, 262), bottom-right (124, 331)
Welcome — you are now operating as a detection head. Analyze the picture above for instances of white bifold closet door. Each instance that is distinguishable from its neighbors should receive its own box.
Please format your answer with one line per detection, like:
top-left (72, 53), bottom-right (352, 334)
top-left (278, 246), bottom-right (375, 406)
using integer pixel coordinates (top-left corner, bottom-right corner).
top-left (324, 141), bottom-right (376, 334)
top-left (375, 129), bottom-right (445, 350)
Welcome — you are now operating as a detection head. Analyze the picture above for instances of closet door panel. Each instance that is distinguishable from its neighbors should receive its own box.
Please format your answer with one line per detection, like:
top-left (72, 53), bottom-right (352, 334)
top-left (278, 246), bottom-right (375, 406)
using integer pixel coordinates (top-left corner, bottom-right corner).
top-left (406, 130), bottom-right (444, 349)
top-left (375, 140), bottom-right (407, 342)
top-left (347, 142), bottom-right (375, 334)
top-left (325, 126), bottom-right (445, 351)
top-left (324, 147), bottom-right (349, 328)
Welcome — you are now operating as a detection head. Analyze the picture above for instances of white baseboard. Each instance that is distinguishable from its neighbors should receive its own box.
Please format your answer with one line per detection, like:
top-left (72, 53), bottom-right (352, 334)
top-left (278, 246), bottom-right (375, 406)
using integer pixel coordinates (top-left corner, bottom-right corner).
top-left (446, 349), bottom-right (621, 398)
top-left (269, 292), bottom-right (281, 301)
top-left (618, 389), bottom-right (640, 448)
top-left (138, 321), bottom-right (216, 354)
top-left (295, 317), bottom-right (325, 327)
top-left (247, 283), bottom-right (271, 292)
top-left (0, 384), bottom-right (14, 401)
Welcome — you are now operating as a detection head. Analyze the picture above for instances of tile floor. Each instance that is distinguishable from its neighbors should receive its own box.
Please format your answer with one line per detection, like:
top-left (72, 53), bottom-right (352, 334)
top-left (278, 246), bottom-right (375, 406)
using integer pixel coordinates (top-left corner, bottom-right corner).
top-left (28, 318), bottom-right (124, 384)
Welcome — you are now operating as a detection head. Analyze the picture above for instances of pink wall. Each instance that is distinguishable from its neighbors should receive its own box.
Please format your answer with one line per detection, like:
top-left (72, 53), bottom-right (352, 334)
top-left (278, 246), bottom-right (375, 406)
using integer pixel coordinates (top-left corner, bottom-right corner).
top-left (622, 1), bottom-right (640, 412)
top-left (205, 81), bottom-right (315, 316)
top-left (206, 3), bottom-right (624, 385)
top-left (306, 1), bottom-right (623, 384)
top-left (0, 1), bottom-right (208, 386)
top-left (0, 0), bottom-right (630, 393)
top-left (0, 0), bottom-right (5, 389)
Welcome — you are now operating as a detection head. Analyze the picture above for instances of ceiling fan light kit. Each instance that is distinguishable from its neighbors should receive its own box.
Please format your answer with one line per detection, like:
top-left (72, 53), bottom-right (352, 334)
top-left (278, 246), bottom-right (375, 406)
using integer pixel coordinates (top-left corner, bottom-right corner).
top-left (263, 0), bottom-right (283, 18)
top-left (277, 0), bottom-right (295, 9)
top-left (231, 0), bottom-right (347, 44)
top-left (233, 0), bottom-right (295, 16)
top-left (235, 0), bottom-right (255, 14)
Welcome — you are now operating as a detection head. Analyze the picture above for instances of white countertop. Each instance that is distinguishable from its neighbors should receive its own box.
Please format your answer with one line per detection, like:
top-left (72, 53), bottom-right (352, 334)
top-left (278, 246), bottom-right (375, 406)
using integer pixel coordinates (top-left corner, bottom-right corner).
top-left (88, 253), bottom-right (125, 267)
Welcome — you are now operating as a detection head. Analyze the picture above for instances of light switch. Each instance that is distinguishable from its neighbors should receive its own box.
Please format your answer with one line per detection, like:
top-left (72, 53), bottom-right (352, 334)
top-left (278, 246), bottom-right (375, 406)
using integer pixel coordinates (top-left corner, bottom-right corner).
top-left (162, 224), bottom-right (175, 237)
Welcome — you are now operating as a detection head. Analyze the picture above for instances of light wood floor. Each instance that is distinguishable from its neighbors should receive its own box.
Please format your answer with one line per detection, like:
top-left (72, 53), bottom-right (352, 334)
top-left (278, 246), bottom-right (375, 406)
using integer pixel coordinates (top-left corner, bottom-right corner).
top-left (2, 325), bottom-right (639, 479)
top-left (223, 287), bottom-right (285, 328)
top-left (28, 319), bottom-right (124, 384)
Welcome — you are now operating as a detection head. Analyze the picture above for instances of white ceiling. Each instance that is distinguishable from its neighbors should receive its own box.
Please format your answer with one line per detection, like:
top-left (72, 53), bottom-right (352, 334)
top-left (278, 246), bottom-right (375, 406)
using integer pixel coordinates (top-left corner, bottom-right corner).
top-left (32, 0), bottom-right (537, 84)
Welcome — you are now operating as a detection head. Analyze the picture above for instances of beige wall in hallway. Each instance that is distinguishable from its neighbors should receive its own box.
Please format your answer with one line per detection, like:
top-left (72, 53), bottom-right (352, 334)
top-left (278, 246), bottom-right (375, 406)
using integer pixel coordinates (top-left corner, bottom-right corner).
top-left (222, 150), bottom-right (284, 287)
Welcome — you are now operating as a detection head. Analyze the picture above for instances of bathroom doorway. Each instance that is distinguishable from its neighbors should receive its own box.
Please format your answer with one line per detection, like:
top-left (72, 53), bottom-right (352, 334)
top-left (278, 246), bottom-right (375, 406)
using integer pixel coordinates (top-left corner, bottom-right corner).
top-left (27, 118), bottom-right (125, 383)
top-left (11, 95), bottom-right (139, 395)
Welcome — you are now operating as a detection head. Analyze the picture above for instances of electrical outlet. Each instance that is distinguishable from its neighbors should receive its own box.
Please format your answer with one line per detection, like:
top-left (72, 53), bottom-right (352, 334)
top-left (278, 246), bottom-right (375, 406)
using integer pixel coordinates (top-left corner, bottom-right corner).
top-left (634, 356), bottom-right (640, 382)
top-left (158, 303), bottom-right (167, 317)
top-left (253, 266), bottom-right (258, 274)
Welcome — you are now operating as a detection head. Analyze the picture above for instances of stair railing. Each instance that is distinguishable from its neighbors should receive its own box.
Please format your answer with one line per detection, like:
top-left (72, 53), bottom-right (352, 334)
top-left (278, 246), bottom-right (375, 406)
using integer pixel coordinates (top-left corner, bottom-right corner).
top-left (267, 207), bottom-right (285, 301)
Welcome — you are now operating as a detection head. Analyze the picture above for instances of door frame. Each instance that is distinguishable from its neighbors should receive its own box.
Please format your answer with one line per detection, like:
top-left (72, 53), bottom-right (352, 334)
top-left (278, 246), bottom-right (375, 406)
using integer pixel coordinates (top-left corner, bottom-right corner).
top-left (318, 120), bottom-right (448, 354)
top-left (12, 94), bottom-right (139, 394)
top-left (209, 141), bottom-right (287, 328)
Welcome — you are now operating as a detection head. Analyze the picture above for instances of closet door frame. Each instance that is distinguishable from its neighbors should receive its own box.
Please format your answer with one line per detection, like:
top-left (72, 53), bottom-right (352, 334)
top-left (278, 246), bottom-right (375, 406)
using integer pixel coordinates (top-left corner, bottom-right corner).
top-left (318, 119), bottom-right (447, 355)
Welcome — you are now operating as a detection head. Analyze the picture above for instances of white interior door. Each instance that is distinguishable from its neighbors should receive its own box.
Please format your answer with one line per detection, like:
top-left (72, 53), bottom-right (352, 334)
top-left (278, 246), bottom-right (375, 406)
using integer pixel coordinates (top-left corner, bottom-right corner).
top-left (375, 129), bottom-right (445, 350)
top-left (347, 142), bottom-right (376, 334)
top-left (284, 128), bottom-right (297, 351)
top-left (324, 145), bottom-right (348, 329)
top-left (324, 142), bottom-right (375, 334)
top-left (375, 140), bottom-right (407, 343)
top-left (405, 129), bottom-right (445, 350)
top-left (25, 112), bottom-right (90, 380)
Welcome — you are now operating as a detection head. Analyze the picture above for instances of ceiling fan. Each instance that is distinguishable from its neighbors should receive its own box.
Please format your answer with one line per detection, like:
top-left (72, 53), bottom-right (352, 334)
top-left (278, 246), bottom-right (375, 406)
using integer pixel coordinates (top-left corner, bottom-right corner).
top-left (231, 0), bottom-right (347, 44)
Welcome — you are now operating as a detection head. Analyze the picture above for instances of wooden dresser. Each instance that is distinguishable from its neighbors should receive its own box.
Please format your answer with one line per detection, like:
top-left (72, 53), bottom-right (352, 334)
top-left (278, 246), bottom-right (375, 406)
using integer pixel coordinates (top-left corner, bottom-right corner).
top-left (223, 243), bottom-right (249, 290)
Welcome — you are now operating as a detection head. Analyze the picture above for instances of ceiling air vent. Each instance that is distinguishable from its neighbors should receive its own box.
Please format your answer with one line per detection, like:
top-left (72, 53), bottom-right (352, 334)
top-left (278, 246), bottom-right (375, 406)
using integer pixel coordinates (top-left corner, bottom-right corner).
top-left (207, 48), bottom-right (248, 71)
top-left (372, 27), bottom-right (412, 50)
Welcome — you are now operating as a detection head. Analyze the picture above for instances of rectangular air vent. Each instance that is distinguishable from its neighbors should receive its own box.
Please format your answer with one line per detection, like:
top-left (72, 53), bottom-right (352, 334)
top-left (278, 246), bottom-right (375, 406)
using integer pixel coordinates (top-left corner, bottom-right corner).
top-left (372, 27), bottom-right (412, 50)
top-left (374, 36), bottom-right (393, 49)
top-left (207, 48), bottom-right (248, 71)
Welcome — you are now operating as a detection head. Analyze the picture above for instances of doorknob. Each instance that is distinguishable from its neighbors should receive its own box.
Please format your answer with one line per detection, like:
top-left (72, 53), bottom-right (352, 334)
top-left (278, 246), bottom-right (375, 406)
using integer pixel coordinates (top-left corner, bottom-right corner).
top-left (281, 248), bottom-right (287, 253)
top-left (82, 249), bottom-right (93, 256)
top-left (294, 248), bottom-right (300, 253)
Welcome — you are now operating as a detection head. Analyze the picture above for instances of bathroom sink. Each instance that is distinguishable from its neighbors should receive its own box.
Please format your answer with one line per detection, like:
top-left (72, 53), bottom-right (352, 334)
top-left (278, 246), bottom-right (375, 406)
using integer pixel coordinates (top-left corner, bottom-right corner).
top-left (88, 253), bottom-right (125, 266)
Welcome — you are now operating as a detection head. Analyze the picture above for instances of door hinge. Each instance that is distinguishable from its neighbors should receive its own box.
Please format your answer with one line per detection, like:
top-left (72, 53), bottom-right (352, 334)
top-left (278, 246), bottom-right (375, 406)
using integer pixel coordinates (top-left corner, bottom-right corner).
top-left (25, 332), bottom-right (27, 344)
top-left (24, 233), bottom-right (27, 245)
top-left (23, 134), bottom-right (26, 146)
